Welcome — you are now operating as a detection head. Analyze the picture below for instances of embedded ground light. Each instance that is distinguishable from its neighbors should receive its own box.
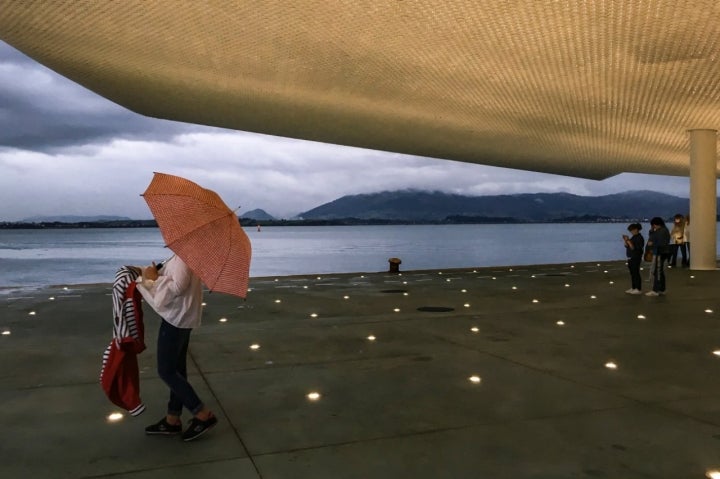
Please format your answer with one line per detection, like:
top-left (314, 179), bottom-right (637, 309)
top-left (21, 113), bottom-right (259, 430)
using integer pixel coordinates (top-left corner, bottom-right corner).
top-left (107, 412), bottom-right (124, 422)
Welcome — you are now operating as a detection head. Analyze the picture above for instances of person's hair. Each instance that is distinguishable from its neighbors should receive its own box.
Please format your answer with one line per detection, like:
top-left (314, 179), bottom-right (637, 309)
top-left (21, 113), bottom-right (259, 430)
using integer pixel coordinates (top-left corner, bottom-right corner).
top-left (674, 213), bottom-right (684, 220)
top-left (627, 223), bottom-right (642, 232)
top-left (650, 217), bottom-right (666, 227)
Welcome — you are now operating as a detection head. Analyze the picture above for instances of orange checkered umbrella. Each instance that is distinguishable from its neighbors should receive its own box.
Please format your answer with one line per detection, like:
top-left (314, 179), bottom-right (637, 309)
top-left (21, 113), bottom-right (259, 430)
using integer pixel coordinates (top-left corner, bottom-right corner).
top-left (142, 172), bottom-right (252, 298)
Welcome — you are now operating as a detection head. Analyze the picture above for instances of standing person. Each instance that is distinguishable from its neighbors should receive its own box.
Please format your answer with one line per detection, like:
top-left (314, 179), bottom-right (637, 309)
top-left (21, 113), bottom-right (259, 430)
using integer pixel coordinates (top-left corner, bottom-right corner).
top-left (646, 217), bottom-right (671, 296)
top-left (682, 214), bottom-right (690, 267)
top-left (668, 213), bottom-right (686, 268)
top-left (136, 255), bottom-right (218, 441)
top-left (622, 223), bottom-right (644, 295)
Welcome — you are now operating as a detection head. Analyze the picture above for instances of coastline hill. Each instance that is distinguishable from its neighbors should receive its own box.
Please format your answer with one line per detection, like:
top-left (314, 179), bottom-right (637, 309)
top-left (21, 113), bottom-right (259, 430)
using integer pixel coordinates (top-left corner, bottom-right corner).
top-left (298, 190), bottom-right (692, 222)
top-left (240, 209), bottom-right (275, 221)
top-left (21, 215), bottom-right (132, 223)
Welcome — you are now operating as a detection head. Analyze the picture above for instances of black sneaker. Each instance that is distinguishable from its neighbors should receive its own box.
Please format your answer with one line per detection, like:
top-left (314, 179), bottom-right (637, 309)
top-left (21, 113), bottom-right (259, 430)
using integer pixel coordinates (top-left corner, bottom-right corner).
top-left (145, 417), bottom-right (182, 435)
top-left (182, 414), bottom-right (218, 442)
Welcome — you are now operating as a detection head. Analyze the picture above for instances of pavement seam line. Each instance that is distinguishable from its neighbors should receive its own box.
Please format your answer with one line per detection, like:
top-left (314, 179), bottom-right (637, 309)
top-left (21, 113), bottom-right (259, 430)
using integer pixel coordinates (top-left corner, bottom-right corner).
top-left (188, 348), bottom-right (265, 479)
top-left (250, 404), bottom-right (631, 459)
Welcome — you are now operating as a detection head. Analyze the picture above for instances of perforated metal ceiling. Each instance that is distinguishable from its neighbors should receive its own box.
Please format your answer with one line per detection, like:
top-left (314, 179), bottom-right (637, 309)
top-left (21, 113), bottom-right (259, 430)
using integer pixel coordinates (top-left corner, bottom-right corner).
top-left (2, 1), bottom-right (720, 179)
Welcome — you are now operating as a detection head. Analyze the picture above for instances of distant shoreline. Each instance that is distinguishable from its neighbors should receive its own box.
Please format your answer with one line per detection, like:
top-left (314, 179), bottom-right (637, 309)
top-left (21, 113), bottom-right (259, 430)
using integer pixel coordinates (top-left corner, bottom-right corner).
top-left (0, 215), bottom-right (666, 229)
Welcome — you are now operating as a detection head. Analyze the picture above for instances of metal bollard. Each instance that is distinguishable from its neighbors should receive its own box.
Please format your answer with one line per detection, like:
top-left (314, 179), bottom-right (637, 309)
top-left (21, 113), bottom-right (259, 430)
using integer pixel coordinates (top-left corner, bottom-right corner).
top-left (388, 257), bottom-right (402, 273)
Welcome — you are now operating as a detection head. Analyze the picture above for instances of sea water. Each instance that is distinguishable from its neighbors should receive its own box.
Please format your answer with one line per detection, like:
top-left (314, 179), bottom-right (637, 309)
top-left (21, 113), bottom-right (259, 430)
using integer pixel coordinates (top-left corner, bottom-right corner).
top-left (0, 223), bottom-right (709, 290)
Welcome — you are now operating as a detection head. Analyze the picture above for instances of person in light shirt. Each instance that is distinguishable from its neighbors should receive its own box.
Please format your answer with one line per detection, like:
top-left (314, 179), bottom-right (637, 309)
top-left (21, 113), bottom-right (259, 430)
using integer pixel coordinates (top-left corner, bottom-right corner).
top-left (136, 254), bottom-right (218, 441)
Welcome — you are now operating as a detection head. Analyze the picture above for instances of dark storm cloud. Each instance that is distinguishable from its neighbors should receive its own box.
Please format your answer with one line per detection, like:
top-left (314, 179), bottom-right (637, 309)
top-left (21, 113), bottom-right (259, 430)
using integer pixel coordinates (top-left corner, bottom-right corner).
top-left (0, 41), bottom-right (208, 151)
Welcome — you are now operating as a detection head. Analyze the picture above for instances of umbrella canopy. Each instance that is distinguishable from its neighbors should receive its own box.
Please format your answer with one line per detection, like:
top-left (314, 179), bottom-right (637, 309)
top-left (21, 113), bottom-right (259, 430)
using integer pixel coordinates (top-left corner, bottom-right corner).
top-left (142, 172), bottom-right (251, 298)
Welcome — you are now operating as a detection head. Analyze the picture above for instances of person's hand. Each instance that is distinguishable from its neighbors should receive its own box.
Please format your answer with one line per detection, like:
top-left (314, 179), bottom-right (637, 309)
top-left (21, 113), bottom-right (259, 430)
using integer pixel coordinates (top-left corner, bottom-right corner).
top-left (143, 262), bottom-right (160, 281)
top-left (622, 235), bottom-right (629, 241)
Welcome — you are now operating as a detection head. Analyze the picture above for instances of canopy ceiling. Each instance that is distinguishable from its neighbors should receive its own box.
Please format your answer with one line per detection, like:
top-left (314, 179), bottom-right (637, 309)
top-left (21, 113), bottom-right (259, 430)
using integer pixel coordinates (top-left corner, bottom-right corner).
top-left (2, 1), bottom-right (720, 179)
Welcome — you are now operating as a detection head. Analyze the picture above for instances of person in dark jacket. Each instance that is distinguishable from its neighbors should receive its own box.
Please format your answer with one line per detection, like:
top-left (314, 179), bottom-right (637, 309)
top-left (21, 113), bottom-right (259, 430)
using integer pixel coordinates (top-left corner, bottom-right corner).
top-left (622, 223), bottom-right (644, 295)
top-left (646, 217), bottom-right (671, 296)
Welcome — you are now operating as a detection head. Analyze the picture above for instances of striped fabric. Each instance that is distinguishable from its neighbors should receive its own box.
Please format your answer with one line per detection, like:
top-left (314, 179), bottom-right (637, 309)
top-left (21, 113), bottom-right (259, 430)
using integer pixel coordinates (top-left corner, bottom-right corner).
top-left (100, 266), bottom-right (146, 416)
top-left (143, 172), bottom-right (252, 298)
top-left (111, 266), bottom-right (142, 346)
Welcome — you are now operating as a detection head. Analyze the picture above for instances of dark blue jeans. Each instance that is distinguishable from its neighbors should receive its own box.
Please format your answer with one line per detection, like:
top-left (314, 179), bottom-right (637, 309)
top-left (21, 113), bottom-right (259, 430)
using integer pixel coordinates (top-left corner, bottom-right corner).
top-left (670, 243), bottom-right (688, 267)
top-left (652, 255), bottom-right (667, 293)
top-left (628, 255), bottom-right (642, 290)
top-left (157, 319), bottom-right (203, 416)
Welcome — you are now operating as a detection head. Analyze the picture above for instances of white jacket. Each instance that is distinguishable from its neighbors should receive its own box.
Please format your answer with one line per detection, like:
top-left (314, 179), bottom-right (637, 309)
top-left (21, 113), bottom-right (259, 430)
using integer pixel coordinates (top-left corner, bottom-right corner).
top-left (136, 255), bottom-right (203, 328)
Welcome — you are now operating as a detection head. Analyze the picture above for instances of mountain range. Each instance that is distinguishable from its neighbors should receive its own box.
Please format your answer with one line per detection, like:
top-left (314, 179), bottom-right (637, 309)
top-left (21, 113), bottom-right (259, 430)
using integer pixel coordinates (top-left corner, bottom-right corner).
top-left (20, 215), bottom-right (132, 223)
top-left (296, 190), bottom-right (693, 222)
top-left (11, 190), bottom-right (699, 226)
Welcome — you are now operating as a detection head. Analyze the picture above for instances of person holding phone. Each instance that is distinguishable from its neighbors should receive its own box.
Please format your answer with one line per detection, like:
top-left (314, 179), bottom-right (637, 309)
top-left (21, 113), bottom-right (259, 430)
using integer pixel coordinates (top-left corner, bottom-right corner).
top-left (622, 223), bottom-right (644, 295)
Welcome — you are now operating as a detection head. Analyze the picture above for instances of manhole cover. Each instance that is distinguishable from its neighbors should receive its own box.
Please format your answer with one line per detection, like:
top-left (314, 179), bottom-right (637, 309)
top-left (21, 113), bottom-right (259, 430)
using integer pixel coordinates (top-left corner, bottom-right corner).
top-left (417, 306), bottom-right (455, 312)
top-left (381, 289), bottom-right (408, 293)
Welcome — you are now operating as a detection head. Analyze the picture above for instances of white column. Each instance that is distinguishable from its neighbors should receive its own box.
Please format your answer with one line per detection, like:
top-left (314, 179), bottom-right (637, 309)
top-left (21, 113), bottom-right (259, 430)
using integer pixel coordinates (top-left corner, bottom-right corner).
top-left (688, 129), bottom-right (717, 270)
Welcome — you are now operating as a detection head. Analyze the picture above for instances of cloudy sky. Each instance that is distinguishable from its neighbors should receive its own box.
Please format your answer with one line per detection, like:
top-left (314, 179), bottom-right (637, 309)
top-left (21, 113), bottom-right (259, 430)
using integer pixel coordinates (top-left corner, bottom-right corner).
top-left (0, 41), bottom-right (693, 222)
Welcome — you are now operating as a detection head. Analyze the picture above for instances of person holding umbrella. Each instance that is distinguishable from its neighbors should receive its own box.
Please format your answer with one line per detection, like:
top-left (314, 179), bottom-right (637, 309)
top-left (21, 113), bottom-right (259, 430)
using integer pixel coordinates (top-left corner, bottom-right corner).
top-left (136, 172), bottom-right (252, 441)
top-left (136, 255), bottom-right (218, 441)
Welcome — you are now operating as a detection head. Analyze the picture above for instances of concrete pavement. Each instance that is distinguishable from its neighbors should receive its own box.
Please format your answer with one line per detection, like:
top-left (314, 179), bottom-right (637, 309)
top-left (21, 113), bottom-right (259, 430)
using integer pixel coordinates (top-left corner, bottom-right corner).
top-left (2, 261), bottom-right (720, 478)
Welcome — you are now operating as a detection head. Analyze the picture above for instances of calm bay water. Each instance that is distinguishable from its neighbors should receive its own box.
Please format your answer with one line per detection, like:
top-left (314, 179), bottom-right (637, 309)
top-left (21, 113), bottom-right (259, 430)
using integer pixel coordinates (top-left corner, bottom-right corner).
top-left (0, 223), bottom-right (712, 290)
